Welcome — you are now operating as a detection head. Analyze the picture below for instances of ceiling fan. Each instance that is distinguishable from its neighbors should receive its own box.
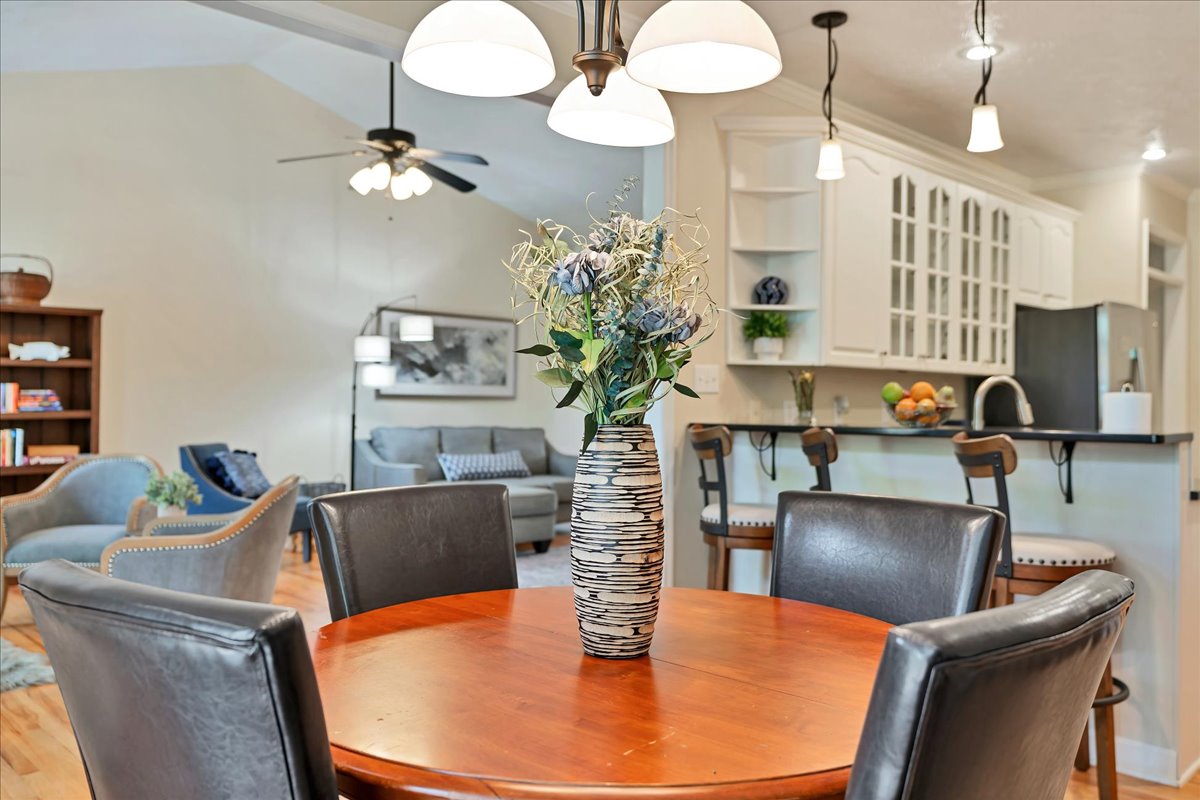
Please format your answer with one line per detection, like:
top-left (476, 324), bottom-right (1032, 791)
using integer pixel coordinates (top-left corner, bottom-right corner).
top-left (278, 61), bottom-right (488, 200)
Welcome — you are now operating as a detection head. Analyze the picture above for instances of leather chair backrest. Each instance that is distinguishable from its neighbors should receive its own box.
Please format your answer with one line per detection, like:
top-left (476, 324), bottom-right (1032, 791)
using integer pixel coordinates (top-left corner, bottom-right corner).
top-left (104, 477), bottom-right (301, 603)
top-left (846, 570), bottom-right (1134, 800)
top-left (19, 560), bottom-right (338, 800)
top-left (308, 483), bottom-right (518, 621)
top-left (771, 491), bottom-right (1005, 625)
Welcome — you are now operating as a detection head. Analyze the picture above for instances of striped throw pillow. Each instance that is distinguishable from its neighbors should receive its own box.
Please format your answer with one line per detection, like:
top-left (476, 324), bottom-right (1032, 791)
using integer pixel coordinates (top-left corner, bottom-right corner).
top-left (437, 450), bottom-right (531, 482)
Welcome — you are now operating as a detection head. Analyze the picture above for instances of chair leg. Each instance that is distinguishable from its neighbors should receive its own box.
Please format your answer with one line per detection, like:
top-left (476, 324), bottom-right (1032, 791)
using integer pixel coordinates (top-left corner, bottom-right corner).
top-left (1075, 715), bottom-right (1091, 771)
top-left (714, 539), bottom-right (731, 592)
top-left (1095, 661), bottom-right (1118, 800)
top-left (302, 531), bottom-right (313, 563)
top-left (0, 575), bottom-right (14, 620)
top-left (991, 576), bottom-right (1013, 607)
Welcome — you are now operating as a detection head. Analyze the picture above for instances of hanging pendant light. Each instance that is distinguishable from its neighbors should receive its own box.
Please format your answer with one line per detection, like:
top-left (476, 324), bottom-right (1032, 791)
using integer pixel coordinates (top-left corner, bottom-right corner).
top-left (348, 165), bottom-right (375, 195)
top-left (812, 11), bottom-right (847, 181)
top-left (548, 67), bottom-right (674, 147)
top-left (626, 0), bottom-right (781, 93)
top-left (401, 0), bottom-right (554, 97)
top-left (966, 0), bottom-right (1003, 153)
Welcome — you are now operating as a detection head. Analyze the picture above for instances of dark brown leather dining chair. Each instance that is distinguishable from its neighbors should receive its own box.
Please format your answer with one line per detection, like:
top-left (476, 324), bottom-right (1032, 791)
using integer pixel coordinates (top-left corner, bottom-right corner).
top-left (771, 491), bottom-right (1006, 625)
top-left (846, 570), bottom-right (1134, 800)
top-left (308, 483), bottom-right (518, 621)
top-left (19, 559), bottom-right (338, 800)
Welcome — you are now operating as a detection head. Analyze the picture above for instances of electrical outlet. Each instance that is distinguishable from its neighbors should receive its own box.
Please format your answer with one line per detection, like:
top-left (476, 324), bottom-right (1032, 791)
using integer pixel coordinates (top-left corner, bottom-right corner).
top-left (693, 364), bottom-right (720, 394)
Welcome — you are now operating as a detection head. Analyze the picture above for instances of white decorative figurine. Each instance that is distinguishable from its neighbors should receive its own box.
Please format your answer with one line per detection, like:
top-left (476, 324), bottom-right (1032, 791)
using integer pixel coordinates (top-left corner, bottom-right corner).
top-left (7, 341), bottom-right (70, 361)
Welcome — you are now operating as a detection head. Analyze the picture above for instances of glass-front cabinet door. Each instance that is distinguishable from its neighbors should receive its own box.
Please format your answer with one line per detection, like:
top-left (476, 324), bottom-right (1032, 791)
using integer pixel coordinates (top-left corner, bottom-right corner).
top-left (985, 199), bottom-right (1014, 370)
top-left (888, 171), bottom-right (920, 363)
top-left (921, 177), bottom-right (956, 368)
top-left (956, 184), bottom-right (987, 371)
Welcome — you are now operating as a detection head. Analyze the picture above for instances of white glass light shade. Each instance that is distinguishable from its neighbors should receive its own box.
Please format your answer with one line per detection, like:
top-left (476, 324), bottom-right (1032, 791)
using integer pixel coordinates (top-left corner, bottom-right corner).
top-left (625, 0), bottom-right (781, 93)
top-left (348, 166), bottom-right (374, 195)
top-left (407, 167), bottom-right (433, 196)
top-left (1142, 145), bottom-right (1167, 161)
top-left (962, 42), bottom-right (1001, 61)
top-left (369, 161), bottom-right (392, 190)
top-left (815, 138), bottom-right (845, 181)
top-left (548, 68), bottom-right (674, 147)
top-left (967, 104), bottom-right (1004, 153)
top-left (401, 0), bottom-right (554, 97)
top-left (360, 363), bottom-right (397, 388)
top-left (390, 171), bottom-right (414, 200)
top-left (354, 335), bottom-right (391, 363)
top-left (399, 314), bottom-right (435, 342)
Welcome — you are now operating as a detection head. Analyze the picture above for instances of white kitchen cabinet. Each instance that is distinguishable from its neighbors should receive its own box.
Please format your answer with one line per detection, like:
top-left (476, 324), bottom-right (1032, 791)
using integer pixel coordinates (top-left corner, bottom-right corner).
top-left (717, 117), bottom-right (1076, 376)
top-left (1015, 208), bottom-right (1073, 309)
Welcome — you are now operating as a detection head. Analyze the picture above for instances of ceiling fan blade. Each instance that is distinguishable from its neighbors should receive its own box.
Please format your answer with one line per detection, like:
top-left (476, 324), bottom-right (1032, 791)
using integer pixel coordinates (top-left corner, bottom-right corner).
top-left (348, 137), bottom-right (395, 153)
top-left (419, 162), bottom-right (477, 193)
top-left (277, 150), bottom-right (368, 163)
top-left (409, 148), bottom-right (488, 166)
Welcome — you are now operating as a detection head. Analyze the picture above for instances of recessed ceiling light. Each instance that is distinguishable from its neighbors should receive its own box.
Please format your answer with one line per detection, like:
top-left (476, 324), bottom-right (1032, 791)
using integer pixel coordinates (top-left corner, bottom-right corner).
top-left (961, 42), bottom-right (1002, 60)
top-left (1142, 145), bottom-right (1167, 161)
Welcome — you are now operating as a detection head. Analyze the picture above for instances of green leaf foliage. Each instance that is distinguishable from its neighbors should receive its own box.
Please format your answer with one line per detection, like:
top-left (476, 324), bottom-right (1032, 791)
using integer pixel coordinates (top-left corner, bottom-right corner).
top-left (742, 311), bottom-right (789, 340)
top-left (581, 412), bottom-right (598, 454)
top-left (549, 329), bottom-right (584, 349)
top-left (516, 344), bottom-right (554, 357)
top-left (559, 346), bottom-right (585, 363)
top-left (557, 380), bottom-right (584, 409)
top-left (673, 383), bottom-right (700, 399)
top-left (535, 368), bottom-right (574, 388)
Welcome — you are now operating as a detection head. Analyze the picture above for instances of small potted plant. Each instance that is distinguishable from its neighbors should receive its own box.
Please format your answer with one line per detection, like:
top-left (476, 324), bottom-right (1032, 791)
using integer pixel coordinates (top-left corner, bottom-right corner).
top-left (146, 471), bottom-right (203, 518)
top-left (743, 311), bottom-right (789, 361)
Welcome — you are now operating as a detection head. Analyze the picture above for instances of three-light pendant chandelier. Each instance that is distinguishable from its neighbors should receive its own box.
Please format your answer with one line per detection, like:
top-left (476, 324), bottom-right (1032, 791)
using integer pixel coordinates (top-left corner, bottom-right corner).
top-left (401, 0), bottom-right (782, 148)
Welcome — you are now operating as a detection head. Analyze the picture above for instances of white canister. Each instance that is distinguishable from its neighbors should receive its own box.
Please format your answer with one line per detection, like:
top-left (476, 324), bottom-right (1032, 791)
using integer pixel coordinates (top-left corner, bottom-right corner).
top-left (1100, 390), bottom-right (1152, 434)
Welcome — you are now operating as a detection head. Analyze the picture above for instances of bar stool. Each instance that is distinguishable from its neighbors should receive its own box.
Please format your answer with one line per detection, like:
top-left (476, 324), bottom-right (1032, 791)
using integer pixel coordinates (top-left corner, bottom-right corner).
top-left (688, 424), bottom-right (775, 591)
top-left (952, 432), bottom-right (1127, 800)
top-left (800, 427), bottom-right (838, 490)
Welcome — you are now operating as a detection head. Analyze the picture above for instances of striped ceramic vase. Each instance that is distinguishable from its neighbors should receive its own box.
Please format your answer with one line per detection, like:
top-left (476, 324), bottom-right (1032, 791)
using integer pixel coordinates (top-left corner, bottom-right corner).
top-left (570, 424), bottom-right (665, 659)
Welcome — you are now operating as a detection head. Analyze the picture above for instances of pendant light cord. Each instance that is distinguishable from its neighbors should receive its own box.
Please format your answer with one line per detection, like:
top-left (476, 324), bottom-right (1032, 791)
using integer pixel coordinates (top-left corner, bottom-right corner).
top-left (389, 61), bottom-right (395, 128)
top-left (822, 23), bottom-right (839, 139)
top-left (973, 0), bottom-right (992, 105)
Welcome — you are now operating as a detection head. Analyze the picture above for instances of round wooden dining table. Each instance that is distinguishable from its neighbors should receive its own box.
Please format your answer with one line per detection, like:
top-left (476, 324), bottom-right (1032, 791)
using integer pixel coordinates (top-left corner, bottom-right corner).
top-left (312, 586), bottom-right (893, 800)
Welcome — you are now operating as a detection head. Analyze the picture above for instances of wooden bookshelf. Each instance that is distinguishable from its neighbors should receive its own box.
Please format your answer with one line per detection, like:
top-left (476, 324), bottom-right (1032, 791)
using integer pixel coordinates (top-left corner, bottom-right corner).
top-left (0, 304), bottom-right (101, 496)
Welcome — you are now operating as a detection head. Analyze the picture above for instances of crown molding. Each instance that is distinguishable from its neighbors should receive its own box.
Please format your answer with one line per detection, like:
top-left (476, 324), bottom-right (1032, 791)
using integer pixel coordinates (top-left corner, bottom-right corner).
top-left (717, 114), bottom-right (1079, 220)
top-left (1028, 164), bottom-right (1146, 194)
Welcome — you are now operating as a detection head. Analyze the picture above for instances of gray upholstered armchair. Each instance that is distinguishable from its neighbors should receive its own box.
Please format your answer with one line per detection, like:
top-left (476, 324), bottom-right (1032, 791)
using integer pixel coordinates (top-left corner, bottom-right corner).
top-left (1, 455), bottom-right (161, 617)
top-left (99, 477), bottom-right (300, 604)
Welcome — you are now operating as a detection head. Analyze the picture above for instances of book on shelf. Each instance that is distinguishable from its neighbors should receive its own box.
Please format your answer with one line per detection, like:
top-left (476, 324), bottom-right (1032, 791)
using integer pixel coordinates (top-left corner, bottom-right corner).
top-left (20, 444), bottom-right (80, 468)
top-left (16, 388), bottom-right (63, 412)
top-left (0, 428), bottom-right (25, 467)
top-left (0, 383), bottom-right (18, 414)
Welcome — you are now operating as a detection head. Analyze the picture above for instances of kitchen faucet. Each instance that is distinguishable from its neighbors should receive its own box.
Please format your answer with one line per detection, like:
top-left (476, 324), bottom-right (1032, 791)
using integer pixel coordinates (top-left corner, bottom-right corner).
top-left (972, 375), bottom-right (1035, 430)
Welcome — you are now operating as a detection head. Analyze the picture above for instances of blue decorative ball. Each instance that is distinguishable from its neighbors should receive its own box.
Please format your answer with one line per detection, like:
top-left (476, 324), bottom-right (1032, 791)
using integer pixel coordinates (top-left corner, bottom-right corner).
top-left (753, 276), bottom-right (789, 305)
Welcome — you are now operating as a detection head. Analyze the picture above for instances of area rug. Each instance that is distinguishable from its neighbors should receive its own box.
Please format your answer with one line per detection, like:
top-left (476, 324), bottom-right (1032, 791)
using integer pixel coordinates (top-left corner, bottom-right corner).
top-left (516, 544), bottom-right (571, 588)
top-left (0, 638), bottom-right (55, 692)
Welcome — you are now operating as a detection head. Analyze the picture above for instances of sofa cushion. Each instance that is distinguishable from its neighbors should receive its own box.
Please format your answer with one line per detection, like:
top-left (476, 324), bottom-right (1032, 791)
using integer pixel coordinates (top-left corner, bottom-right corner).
top-left (438, 451), bottom-right (531, 482)
top-left (496, 475), bottom-right (573, 505)
top-left (493, 428), bottom-right (548, 475)
top-left (371, 427), bottom-right (442, 482)
top-left (503, 485), bottom-right (559, 518)
top-left (4, 524), bottom-right (129, 567)
top-left (212, 451), bottom-right (271, 499)
top-left (439, 427), bottom-right (493, 455)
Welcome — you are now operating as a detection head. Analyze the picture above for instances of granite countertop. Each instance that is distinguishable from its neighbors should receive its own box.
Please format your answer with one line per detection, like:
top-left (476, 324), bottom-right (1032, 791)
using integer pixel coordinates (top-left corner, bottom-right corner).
top-left (698, 422), bottom-right (1194, 445)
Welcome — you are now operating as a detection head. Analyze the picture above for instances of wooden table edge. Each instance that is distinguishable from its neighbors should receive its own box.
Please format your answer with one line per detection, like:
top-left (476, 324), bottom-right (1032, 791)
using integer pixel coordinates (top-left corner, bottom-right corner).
top-left (333, 744), bottom-right (851, 800)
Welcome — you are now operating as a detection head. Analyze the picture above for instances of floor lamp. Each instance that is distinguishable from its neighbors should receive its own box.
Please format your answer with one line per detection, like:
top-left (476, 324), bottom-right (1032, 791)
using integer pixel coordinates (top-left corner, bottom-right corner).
top-left (351, 298), bottom-right (434, 488)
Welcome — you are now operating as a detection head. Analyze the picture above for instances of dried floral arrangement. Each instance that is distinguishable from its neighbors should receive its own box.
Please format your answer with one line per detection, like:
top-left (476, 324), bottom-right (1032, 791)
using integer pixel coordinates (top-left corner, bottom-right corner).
top-left (506, 180), bottom-right (718, 450)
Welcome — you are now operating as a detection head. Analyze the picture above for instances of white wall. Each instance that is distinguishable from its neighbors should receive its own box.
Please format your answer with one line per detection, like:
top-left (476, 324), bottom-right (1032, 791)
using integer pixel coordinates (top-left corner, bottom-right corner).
top-left (0, 65), bottom-right (585, 482)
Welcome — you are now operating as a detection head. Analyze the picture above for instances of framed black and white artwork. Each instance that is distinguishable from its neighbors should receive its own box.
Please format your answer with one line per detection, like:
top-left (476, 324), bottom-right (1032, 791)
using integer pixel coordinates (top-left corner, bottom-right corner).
top-left (375, 309), bottom-right (516, 398)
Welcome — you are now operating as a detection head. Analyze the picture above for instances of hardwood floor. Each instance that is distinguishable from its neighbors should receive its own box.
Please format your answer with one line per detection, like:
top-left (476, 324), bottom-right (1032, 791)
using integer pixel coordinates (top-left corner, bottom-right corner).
top-left (2, 548), bottom-right (1197, 800)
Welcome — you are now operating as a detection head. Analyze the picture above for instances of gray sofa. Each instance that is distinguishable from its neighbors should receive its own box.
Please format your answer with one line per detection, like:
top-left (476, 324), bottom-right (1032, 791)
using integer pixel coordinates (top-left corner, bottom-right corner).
top-left (355, 426), bottom-right (576, 550)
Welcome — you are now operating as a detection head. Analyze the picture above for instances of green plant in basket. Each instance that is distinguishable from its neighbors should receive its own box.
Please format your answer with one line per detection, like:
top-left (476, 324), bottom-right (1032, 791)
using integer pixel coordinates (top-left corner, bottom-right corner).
top-left (742, 311), bottom-right (789, 340)
top-left (145, 471), bottom-right (202, 510)
top-left (506, 179), bottom-right (718, 452)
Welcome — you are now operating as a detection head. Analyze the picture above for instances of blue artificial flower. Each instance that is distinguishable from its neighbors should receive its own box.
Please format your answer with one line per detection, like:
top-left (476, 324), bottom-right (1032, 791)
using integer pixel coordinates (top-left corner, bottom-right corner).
top-left (629, 300), bottom-right (669, 333)
top-left (551, 250), bottom-right (611, 295)
top-left (668, 304), bottom-right (702, 342)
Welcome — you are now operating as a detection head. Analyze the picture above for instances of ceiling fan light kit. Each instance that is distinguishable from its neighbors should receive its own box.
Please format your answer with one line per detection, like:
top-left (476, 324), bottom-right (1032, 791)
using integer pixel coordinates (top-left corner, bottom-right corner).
top-left (400, 0), bottom-right (783, 147)
top-left (624, 0), bottom-right (781, 94)
top-left (401, 0), bottom-right (555, 97)
top-left (966, 0), bottom-right (1004, 153)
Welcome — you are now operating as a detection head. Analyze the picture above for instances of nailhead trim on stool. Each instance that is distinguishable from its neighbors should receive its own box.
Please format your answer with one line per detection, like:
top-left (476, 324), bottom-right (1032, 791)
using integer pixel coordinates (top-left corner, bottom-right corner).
top-left (700, 503), bottom-right (776, 528)
top-left (1012, 534), bottom-right (1117, 567)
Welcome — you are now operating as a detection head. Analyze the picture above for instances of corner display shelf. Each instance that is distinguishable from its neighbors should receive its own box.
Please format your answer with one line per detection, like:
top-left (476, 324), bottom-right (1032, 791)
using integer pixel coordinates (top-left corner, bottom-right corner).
top-left (0, 304), bottom-right (102, 497)
top-left (725, 130), bottom-right (822, 365)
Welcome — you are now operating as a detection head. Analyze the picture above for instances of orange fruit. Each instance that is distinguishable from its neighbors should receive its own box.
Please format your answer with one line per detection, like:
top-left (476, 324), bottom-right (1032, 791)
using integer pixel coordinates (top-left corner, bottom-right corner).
top-left (916, 398), bottom-right (937, 415)
top-left (894, 397), bottom-right (918, 420)
top-left (917, 413), bottom-right (940, 426)
top-left (910, 381), bottom-right (936, 403)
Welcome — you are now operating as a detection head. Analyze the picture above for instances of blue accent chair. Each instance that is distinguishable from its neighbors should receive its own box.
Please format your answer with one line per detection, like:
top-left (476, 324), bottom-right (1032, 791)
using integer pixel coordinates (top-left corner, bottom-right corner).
top-left (180, 444), bottom-right (318, 561)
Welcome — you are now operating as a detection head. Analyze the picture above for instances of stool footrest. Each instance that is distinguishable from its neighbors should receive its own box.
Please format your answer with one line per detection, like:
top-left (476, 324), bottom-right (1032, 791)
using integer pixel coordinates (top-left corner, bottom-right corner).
top-left (1092, 676), bottom-right (1129, 708)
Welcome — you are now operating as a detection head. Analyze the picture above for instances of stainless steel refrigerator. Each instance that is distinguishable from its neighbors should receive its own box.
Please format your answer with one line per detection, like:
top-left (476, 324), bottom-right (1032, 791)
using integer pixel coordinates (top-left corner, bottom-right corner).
top-left (973, 302), bottom-right (1161, 430)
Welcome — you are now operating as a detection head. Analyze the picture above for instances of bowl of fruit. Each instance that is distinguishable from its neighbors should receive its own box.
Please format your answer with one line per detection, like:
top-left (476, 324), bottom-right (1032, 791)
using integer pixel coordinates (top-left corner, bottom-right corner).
top-left (881, 380), bottom-right (957, 428)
